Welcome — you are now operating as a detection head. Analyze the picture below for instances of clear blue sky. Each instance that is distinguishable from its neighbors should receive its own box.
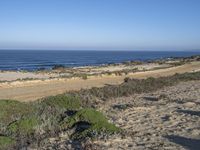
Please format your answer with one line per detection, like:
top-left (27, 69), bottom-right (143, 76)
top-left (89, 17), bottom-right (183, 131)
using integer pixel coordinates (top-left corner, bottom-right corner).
top-left (0, 0), bottom-right (200, 50)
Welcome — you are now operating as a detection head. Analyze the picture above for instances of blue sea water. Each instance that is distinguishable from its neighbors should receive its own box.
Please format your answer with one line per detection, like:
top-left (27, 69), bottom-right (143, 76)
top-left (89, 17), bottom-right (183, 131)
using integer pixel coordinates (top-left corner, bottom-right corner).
top-left (0, 50), bottom-right (200, 71)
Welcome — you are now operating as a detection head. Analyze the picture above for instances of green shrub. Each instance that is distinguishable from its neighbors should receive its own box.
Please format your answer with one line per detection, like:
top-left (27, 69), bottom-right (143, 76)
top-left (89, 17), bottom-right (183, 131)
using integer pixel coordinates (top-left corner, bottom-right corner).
top-left (41, 94), bottom-right (81, 110)
top-left (31, 94), bottom-right (82, 134)
top-left (0, 100), bottom-right (32, 126)
top-left (0, 136), bottom-right (15, 149)
top-left (8, 117), bottom-right (39, 136)
top-left (61, 108), bottom-right (121, 139)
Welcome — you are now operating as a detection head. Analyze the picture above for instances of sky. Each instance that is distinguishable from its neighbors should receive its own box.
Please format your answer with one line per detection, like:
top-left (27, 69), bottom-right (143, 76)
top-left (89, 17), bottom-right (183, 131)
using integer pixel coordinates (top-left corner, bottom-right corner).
top-left (0, 0), bottom-right (200, 50)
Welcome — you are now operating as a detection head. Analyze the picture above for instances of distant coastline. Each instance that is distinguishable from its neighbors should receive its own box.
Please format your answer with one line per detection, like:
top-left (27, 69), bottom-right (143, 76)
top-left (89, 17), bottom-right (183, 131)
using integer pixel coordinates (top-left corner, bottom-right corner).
top-left (0, 50), bottom-right (200, 71)
top-left (0, 54), bottom-right (200, 101)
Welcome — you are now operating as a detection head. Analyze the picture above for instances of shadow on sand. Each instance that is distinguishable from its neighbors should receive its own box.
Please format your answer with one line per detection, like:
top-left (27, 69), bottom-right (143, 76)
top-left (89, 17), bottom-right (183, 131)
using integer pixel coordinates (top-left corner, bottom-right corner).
top-left (177, 110), bottom-right (200, 117)
top-left (165, 135), bottom-right (200, 150)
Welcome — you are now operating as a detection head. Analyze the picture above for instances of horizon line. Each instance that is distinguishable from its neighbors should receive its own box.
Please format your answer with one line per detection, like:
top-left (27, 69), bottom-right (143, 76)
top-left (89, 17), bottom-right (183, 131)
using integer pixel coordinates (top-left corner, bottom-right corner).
top-left (0, 49), bottom-right (200, 52)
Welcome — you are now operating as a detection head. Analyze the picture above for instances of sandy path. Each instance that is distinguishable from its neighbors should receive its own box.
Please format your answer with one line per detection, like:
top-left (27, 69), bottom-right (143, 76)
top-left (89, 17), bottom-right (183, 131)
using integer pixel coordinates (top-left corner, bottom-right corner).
top-left (0, 61), bottom-right (199, 102)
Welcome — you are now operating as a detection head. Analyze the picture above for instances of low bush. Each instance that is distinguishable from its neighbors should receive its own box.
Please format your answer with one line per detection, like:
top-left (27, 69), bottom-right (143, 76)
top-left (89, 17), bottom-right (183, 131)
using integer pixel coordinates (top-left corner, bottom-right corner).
top-left (41, 94), bottom-right (81, 110)
top-left (0, 136), bottom-right (15, 150)
top-left (0, 95), bottom-right (82, 149)
top-left (8, 117), bottom-right (39, 136)
top-left (61, 108), bottom-right (121, 139)
top-left (76, 71), bottom-right (200, 105)
top-left (0, 100), bottom-right (32, 126)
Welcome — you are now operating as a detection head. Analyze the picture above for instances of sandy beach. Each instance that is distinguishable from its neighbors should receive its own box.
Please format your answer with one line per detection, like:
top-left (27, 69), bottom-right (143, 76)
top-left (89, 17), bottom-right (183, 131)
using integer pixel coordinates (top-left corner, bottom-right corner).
top-left (0, 59), bottom-right (199, 102)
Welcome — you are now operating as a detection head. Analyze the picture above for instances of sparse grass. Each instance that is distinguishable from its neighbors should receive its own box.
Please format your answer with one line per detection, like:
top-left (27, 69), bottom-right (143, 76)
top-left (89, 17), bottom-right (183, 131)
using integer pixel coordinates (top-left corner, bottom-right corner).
top-left (15, 78), bottom-right (36, 81)
top-left (169, 61), bottom-right (186, 66)
top-left (73, 73), bottom-right (89, 80)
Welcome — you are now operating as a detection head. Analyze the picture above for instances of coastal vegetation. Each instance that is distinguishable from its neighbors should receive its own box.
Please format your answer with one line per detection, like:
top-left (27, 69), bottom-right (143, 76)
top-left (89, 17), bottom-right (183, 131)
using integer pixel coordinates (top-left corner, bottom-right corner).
top-left (0, 95), bottom-right (119, 149)
top-left (75, 71), bottom-right (200, 107)
top-left (0, 71), bottom-right (200, 149)
top-left (0, 136), bottom-right (15, 149)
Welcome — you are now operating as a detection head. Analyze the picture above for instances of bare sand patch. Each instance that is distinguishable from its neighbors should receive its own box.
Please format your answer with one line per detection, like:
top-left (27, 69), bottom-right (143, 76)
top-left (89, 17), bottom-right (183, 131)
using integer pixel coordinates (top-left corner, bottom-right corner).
top-left (0, 71), bottom-right (58, 81)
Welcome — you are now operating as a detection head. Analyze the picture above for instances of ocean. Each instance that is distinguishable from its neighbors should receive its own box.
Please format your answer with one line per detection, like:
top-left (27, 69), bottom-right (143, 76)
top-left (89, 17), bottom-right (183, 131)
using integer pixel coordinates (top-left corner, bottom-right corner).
top-left (0, 50), bottom-right (200, 71)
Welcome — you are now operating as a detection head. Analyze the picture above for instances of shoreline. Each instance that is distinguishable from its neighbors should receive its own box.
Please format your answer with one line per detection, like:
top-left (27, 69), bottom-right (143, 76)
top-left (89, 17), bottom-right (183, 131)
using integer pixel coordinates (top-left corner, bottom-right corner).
top-left (0, 54), bottom-right (199, 72)
top-left (0, 55), bottom-right (199, 82)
